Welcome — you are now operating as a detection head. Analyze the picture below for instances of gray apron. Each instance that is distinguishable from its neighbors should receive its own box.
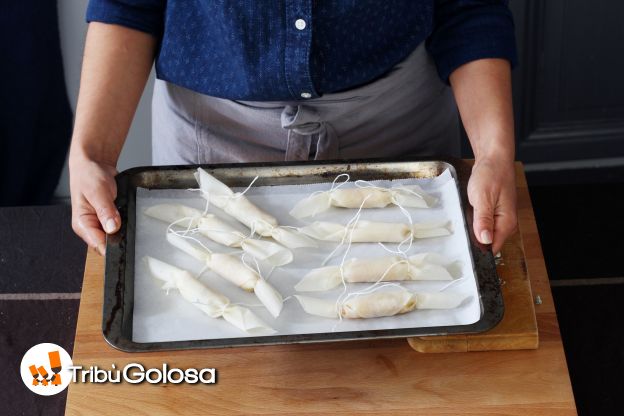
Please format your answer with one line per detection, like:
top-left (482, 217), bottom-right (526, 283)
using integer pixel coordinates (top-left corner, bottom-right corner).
top-left (152, 43), bottom-right (459, 165)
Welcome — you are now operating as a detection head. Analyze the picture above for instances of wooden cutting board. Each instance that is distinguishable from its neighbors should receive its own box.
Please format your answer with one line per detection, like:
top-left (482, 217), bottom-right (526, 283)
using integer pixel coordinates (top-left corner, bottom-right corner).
top-left (66, 162), bottom-right (575, 415)
top-left (408, 227), bottom-right (539, 352)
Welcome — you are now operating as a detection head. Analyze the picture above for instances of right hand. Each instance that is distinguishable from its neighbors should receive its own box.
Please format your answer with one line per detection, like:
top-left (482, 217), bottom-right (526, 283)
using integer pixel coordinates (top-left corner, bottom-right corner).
top-left (69, 152), bottom-right (120, 255)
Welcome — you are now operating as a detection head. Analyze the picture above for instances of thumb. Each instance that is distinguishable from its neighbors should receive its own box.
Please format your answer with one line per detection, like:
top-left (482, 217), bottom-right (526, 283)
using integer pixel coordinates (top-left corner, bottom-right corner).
top-left (85, 187), bottom-right (121, 235)
top-left (472, 198), bottom-right (494, 246)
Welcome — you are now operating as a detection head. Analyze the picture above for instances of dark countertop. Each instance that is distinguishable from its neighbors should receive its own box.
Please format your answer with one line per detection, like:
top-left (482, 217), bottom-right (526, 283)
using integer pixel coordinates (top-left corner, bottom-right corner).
top-left (0, 204), bottom-right (86, 416)
top-left (1, 171), bottom-right (623, 415)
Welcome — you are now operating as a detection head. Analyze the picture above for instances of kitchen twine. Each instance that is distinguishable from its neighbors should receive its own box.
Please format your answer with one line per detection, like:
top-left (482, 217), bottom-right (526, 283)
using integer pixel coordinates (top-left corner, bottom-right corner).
top-left (190, 248), bottom-right (283, 314)
top-left (166, 217), bottom-right (215, 255)
top-left (354, 179), bottom-right (428, 204)
top-left (251, 217), bottom-right (299, 236)
top-left (192, 174), bottom-right (303, 268)
top-left (329, 193), bottom-right (414, 331)
top-left (192, 296), bottom-right (277, 317)
top-left (316, 174), bottom-right (461, 331)
top-left (294, 174), bottom-right (430, 218)
top-left (330, 253), bottom-right (458, 331)
top-left (165, 188), bottom-right (277, 259)
top-left (164, 174), bottom-right (461, 328)
top-left (181, 178), bottom-right (263, 241)
top-left (299, 173), bottom-right (352, 217)
top-left (190, 297), bottom-right (272, 321)
top-left (165, 221), bottom-right (281, 305)
top-left (192, 248), bottom-right (292, 317)
top-left (247, 217), bottom-right (317, 256)
top-left (191, 291), bottom-right (294, 330)
top-left (322, 191), bottom-right (416, 266)
top-left (150, 250), bottom-right (264, 321)
top-left (188, 174), bottom-right (261, 202)
top-left (164, 177), bottom-right (289, 317)
top-left (172, 178), bottom-right (289, 316)
top-left (349, 178), bottom-right (463, 293)
top-left (210, 174), bottom-right (313, 243)
top-left (320, 183), bottom-right (418, 266)
top-left (189, 298), bottom-right (231, 319)
top-left (239, 252), bottom-right (294, 312)
top-left (218, 174), bottom-right (368, 316)
top-left (180, 243), bottom-right (281, 318)
top-left (185, 174), bottom-right (267, 236)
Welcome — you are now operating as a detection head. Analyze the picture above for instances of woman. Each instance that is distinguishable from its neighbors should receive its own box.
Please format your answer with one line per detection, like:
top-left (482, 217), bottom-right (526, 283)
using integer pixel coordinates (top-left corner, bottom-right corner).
top-left (70, 0), bottom-right (518, 255)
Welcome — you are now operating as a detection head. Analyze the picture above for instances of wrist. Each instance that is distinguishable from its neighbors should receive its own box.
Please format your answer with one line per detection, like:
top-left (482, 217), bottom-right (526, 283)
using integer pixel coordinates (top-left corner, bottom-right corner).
top-left (471, 133), bottom-right (515, 165)
top-left (69, 136), bottom-right (119, 168)
top-left (474, 149), bottom-right (515, 166)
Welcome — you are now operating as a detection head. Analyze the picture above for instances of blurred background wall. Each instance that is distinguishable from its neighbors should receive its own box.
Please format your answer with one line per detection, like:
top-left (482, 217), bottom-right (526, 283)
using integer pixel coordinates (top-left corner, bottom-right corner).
top-left (508, 0), bottom-right (624, 181)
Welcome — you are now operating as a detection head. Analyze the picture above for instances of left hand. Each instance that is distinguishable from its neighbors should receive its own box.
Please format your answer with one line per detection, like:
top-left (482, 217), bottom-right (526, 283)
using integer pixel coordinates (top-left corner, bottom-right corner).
top-left (467, 157), bottom-right (517, 254)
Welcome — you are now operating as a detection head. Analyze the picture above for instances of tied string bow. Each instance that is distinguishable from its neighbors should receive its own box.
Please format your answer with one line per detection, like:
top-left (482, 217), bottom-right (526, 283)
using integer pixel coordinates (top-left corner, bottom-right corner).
top-left (281, 105), bottom-right (338, 161)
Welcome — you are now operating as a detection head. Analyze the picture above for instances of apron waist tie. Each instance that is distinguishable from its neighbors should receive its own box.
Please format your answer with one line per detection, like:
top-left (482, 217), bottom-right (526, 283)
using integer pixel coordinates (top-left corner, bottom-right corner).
top-left (281, 105), bottom-right (339, 161)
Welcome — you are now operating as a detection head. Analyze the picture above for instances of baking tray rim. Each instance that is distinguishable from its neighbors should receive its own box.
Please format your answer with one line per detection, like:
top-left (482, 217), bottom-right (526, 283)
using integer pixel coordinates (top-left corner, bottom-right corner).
top-left (103, 157), bottom-right (504, 352)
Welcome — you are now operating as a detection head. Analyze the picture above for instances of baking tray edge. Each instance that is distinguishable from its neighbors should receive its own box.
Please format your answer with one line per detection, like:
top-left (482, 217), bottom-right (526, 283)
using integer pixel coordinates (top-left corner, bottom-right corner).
top-left (103, 157), bottom-right (504, 352)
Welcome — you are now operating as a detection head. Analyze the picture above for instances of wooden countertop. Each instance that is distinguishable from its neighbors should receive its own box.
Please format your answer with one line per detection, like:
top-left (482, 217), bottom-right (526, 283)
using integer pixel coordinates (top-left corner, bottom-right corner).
top-left (66, 163), bottom-right (577, 415)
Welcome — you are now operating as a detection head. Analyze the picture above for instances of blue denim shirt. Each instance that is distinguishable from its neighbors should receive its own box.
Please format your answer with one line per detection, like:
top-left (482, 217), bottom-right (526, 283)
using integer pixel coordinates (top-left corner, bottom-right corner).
top-left (87, 0), bottom-right (516, 101)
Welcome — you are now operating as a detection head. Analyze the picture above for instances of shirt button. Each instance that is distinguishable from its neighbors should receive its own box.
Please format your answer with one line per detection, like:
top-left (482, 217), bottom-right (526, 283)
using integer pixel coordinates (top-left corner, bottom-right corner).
top-left (300, 92), bottom-right (312, 99)
top-left (295, 19), bottom-right (306, 30)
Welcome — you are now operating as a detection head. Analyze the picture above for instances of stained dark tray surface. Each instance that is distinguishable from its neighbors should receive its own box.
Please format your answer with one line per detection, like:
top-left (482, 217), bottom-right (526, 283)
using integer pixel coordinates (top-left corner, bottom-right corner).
top-left (126, 159), bottom-right (450, 189)
top-left (104, 158), bottom-right (503, 352)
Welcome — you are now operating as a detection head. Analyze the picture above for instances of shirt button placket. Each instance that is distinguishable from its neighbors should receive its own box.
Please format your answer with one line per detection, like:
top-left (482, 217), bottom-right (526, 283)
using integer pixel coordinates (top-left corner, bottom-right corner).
top-left (284, 1), bottom-right (317, 100)
top-left (295, 18), bottom-right (310, 98)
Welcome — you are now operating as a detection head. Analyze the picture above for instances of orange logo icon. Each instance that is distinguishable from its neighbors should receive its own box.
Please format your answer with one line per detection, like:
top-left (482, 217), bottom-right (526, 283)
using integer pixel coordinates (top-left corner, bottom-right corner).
top-left (28, 350), bottom-right (63, 387)
top-left (20, 343), bottom-right (72, 395)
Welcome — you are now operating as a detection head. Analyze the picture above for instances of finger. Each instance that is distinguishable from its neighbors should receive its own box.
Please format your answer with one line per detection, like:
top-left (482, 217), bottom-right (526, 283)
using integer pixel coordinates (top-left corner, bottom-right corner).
top-left (75, 213), bottom-right (108, 256)
top-left (71, 196), bottom-right (108, 255)
top-left (471, 195), bottom-right (495, 246)
top-left (492, 204), bottom-right (518, 254)
top-left (84, 186), bottom-right (121, 235)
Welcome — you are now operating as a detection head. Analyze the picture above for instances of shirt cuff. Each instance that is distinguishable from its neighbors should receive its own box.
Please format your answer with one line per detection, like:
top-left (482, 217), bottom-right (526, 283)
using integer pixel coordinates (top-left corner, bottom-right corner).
top-left (426, 4), bottom-right (518, 83)
top-left (86, 0), bottom-right (164, 37)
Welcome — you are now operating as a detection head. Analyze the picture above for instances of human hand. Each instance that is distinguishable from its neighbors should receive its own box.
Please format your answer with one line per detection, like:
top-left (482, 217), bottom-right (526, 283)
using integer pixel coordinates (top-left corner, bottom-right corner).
top-left (69, 151), bottom-right (120, 255)
top-left (467, 158), bottom-right (517, 254)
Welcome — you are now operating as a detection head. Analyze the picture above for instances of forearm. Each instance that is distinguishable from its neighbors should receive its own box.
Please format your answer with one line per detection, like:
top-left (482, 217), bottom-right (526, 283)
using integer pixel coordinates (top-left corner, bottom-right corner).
top-left (70, 22), bottom-right (157, 166)
top-left (449, 58), bottom-right (517, 251)
top-left (449, 58), bottom-right (515, 163)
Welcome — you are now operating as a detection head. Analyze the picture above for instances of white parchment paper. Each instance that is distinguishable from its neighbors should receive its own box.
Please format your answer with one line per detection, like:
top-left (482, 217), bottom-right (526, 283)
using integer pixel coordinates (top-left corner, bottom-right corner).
top-left (132, 169), bottom-right (481, 343)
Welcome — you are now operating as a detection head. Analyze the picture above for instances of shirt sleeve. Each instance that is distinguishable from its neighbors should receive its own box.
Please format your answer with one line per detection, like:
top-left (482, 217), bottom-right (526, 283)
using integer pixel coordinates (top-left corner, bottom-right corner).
top-left (426, 0), bottom-right (518, 83)
top-left (86, 0), bottom-right (166, 37)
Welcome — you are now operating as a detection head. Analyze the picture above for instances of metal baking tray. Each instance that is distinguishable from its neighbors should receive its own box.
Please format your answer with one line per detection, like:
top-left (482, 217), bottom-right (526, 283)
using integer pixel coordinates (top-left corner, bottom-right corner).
top-left (104, 157), bottom-right (503, 352)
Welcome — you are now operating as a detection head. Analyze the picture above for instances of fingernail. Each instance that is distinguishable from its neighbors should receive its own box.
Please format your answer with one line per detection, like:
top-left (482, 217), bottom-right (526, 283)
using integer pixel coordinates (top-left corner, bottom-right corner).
top-left (105, 218), bottom-right (117, 234)
top-left (97, 243), bottom-right (106, 256)
top-left (480, 230), bottom-right (492, 245)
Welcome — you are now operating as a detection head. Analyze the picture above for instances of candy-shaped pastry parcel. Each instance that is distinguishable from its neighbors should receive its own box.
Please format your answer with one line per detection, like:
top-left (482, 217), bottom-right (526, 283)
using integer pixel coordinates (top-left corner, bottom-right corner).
top-left (295, 289), bottom-right (466, 319)
top-left (290, 183), bottom-right (437, 219)
top-left (295, 253), bottom-right (460, 292)
top-left (145, 203), bottom-right (293, 266)
top-left (145, 256), bottom-right (275, 335)
top-left (166, 232), bottom-right (284, 318)
top-left (194, 168), bottom-right (317, 249)
top-left (300, 220), bottom-right (452, 243)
